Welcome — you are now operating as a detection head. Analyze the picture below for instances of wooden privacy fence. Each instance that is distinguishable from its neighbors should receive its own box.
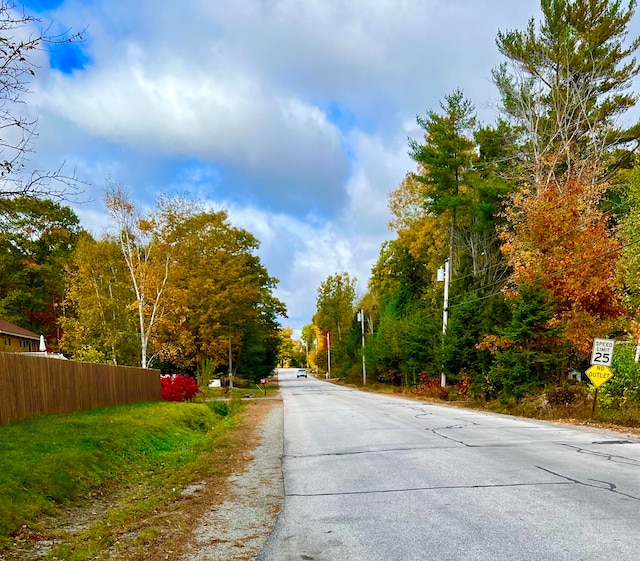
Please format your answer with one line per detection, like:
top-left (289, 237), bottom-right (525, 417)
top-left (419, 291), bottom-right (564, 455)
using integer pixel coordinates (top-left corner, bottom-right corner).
top-left (0, 353), bottom-right (162, 426)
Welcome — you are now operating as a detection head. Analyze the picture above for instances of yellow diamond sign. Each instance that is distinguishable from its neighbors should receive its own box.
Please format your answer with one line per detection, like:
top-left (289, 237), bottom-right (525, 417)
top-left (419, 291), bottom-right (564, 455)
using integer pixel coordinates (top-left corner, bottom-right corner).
top-left (585, 365), bottom-right (614, 388)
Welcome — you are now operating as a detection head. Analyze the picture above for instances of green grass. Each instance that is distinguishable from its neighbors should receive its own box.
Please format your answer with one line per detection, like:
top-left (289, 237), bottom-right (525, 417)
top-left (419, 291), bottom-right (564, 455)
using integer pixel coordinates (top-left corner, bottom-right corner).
top-left (0, 399), bottom-right (243, 544)
top-left (199, 382), bottom-right (279, 400)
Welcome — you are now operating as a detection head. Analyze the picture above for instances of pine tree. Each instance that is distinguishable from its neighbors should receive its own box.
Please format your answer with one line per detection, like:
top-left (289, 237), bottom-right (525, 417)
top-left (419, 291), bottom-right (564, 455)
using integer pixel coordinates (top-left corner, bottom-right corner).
top-left (409, 90), bottom-right (478, 275)
top-left (480, 281), bottom-right (566, 400)
top-left (494, 0), bottom-right (640, 185)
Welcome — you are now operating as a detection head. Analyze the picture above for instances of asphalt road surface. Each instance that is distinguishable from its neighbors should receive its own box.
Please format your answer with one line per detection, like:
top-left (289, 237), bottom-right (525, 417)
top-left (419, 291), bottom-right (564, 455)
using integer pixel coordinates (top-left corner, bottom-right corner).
top-left (256, 368), bottom-right (640, 561)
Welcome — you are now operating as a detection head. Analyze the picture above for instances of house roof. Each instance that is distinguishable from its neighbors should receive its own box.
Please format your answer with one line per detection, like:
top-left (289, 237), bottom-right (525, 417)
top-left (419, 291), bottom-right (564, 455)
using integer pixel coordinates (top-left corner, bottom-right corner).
top-left (0, 319), bottom-right (40, 340)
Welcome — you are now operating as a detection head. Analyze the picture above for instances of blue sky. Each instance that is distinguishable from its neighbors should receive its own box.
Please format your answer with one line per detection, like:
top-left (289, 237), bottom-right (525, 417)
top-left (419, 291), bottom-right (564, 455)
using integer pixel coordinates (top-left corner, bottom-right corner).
top-left (19, 0), bottom-right (640, 336)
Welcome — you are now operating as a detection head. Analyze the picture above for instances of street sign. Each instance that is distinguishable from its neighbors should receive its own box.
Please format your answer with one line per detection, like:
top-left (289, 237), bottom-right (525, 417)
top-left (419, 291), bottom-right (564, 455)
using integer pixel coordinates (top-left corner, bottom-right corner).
top-left (590, 338), bottom-right (614, 366)
top-left (585, 365), bottom-right (614, 388)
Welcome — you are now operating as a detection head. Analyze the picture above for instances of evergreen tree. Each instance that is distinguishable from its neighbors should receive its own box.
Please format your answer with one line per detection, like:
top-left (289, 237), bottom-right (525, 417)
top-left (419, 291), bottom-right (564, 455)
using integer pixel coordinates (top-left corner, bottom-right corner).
top-left (494, 0), bottom-right (640, 185)
top-left (480, 281), bottom-right (566, 400)
top-left (409, 89), bottom-right (478, 274)
top-left (444, 294), bottom-right (511, 392)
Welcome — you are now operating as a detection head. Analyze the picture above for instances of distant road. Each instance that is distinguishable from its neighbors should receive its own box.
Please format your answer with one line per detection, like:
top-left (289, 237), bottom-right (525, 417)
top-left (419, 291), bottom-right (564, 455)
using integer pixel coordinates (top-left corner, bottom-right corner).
top-left (257, 368), bottom-right (640, 561)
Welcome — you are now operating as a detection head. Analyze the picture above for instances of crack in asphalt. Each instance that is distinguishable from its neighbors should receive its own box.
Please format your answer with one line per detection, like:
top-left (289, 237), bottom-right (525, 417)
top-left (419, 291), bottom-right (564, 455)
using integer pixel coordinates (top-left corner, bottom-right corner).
top-left (559, 443), bottom-right (640, 467)
top-left (284, 466), bottom-right (640, 501)
top-left (425, 420), bottom-right (640, 453)
top-left (284, 480), bottom-right (573, 498)
top-left (284, 444), bottom-right (456, 459)
top-left (535, 465), bottom-right (640, 501)
top-left (429, 423), bottom-right (477, 447)
top-left (361, 427), bottom-right (423, 431)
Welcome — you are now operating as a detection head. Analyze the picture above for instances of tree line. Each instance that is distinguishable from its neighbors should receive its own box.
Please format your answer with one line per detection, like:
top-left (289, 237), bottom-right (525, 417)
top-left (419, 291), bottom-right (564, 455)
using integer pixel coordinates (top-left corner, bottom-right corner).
top-left (0, 186), bottom-right (286, 382)
top-left (303, 0), bottom-right (640, 406)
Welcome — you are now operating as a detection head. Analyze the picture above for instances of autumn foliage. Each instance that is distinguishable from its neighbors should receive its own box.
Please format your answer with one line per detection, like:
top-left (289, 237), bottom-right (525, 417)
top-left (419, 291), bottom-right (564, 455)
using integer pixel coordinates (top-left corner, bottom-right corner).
top-left (500, 176), bottom-right (623, 354)
top-left (160, 374), bottom-right (201, 402)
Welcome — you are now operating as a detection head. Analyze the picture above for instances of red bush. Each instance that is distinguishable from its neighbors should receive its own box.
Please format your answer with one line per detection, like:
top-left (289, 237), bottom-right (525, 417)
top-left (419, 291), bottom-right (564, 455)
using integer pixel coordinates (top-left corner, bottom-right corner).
top-left (161, 374), bottom-right (201, 402)
top-left (412, 371), bottom-right (448, 399)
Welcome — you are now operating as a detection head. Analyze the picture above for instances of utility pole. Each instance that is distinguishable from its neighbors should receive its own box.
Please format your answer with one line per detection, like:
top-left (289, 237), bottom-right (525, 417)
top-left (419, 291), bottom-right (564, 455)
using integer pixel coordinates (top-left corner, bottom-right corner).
top-left (327, 332), bottom-right (331, 379)
top-left (357, 309), bottom-right (366, 385)
top-left (438, 259), bottom-right (450, 388)
top-left (228, 332), bottom-right (233, 389)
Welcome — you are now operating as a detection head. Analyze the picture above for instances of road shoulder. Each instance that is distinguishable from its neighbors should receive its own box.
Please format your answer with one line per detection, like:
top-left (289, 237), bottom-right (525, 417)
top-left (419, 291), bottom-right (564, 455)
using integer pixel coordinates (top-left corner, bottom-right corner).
top-left (180, 398), bottom-right (284, 561)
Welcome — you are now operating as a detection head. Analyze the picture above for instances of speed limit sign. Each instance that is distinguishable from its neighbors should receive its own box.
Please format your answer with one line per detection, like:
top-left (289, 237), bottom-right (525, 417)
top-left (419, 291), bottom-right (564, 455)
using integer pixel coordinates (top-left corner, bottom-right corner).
top-left (591, 338), bottom-right (614, 367)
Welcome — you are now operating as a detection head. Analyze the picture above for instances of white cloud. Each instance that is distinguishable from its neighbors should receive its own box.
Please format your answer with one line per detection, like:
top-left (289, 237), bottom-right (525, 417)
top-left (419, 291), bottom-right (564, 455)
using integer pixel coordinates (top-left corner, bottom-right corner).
top-left (43, 50), bottom-right (342, 166)
top-left (342, 129), bottom-right (412, 234)
top-left (24, 0), bottom-right (588, 336)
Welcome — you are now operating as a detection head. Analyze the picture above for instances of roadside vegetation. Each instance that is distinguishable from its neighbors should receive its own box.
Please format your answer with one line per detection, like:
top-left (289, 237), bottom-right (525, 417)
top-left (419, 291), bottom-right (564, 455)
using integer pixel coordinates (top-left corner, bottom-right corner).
top-left (0, 398), bottom-right (246, 560)
top-left (327, 342), bottom-right (640, 430)
top-left (288, 0), bottom-right (640, 423)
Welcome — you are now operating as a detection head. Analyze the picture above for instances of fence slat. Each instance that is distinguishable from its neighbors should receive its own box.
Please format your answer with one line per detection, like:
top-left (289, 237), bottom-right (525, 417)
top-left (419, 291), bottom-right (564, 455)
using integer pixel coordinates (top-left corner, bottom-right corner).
top-left (0, 353), bottom-right (162, 425)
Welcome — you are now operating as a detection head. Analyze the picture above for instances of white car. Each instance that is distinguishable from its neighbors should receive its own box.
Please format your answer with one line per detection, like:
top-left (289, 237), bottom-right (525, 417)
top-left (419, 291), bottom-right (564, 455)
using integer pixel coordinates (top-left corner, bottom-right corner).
top-left (297, 369), bottom-right (307, 378)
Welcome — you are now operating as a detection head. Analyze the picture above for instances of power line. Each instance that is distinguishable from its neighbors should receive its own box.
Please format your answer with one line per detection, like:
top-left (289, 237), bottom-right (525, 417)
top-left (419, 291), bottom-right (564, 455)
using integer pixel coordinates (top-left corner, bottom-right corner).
top-left (450, 235), bottom-right (640, 309)
top-left (450, 202), bottom-right (624, 287)
top-left (375, 206), bottom-right (636, 310)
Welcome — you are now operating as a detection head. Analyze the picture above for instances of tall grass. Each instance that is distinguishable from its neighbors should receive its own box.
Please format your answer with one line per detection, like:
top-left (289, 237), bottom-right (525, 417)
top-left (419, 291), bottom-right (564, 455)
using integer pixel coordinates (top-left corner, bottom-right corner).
top-left (0, 400), bottom-right (241, 541)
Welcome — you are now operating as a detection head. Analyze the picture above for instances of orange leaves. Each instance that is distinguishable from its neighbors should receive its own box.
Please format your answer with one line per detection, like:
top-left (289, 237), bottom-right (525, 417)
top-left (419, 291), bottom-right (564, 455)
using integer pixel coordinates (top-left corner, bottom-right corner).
top-left (104, 188), bottom-right (134, 215)
top-left (501, 176), bottom-right (623, 352)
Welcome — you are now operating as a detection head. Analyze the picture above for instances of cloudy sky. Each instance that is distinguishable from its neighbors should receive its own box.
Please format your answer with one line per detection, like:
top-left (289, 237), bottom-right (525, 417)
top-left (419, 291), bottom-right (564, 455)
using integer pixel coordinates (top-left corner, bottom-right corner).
top-left (18, 0), bottom-right (633, 336)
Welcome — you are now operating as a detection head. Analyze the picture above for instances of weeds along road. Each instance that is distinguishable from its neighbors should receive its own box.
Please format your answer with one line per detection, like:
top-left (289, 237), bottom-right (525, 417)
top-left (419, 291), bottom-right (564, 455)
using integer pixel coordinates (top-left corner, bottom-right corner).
top-left (257, 368), bottom-right (640, 561)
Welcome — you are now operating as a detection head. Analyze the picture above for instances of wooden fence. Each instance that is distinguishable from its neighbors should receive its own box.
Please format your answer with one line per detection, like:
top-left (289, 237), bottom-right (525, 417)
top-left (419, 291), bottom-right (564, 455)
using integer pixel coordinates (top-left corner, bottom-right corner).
top-left (0, 353), bottom-right (162, 426)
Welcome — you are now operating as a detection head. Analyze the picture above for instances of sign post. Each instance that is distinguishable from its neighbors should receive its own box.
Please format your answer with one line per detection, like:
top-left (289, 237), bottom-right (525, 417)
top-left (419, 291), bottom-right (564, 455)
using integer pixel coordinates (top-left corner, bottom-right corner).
top-left (586, 338), bottom-right (615, 415)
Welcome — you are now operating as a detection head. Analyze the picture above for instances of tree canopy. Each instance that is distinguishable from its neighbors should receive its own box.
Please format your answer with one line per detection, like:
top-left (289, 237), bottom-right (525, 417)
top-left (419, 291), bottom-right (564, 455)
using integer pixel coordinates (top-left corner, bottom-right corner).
top-left (0, 196), bottom-right (81, 344)
top-left (59, 189), bottom-right (286, 381)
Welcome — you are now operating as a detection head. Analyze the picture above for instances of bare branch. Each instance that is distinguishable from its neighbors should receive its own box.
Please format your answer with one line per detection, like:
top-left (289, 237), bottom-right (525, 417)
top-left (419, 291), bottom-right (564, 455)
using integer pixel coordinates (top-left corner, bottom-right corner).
top-left (0, 1), bottom-right (85, 201)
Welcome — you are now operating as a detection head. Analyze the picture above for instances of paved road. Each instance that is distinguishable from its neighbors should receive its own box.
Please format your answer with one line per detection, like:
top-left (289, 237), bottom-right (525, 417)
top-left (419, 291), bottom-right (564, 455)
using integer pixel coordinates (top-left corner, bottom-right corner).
top-left (256, 369), bottom-right (640, 561)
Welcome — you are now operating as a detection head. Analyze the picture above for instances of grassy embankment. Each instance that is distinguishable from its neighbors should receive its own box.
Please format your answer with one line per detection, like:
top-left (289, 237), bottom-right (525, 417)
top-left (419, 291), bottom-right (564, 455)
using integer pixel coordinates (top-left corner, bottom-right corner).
top-left (0, 387), bottom-right (273, 560)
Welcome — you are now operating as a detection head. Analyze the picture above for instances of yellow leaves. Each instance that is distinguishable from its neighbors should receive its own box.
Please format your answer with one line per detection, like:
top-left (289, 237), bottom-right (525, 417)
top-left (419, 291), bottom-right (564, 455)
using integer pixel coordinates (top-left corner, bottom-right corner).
top-left (137, 218), bottom-right (156, 234)
top-left (398, 213), bottom-right (448, 267)
top-left (387, 170), bottom-right (449, 266)
top-left (68, 186), bottom-right (282, 369)
top-left (476, 334), bottom-right (513, 355)
top-left (126, 300), bottom-right (141, 312)
top-left (388, 173), bottom-right (428, 232)
top-left (280, 326), bottom-right (294, 339)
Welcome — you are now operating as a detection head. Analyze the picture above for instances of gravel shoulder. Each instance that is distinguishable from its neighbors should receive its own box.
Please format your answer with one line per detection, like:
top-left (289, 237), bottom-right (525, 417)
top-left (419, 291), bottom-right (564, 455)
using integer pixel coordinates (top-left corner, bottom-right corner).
top-left (180, 399), bottom-right (284, 561)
